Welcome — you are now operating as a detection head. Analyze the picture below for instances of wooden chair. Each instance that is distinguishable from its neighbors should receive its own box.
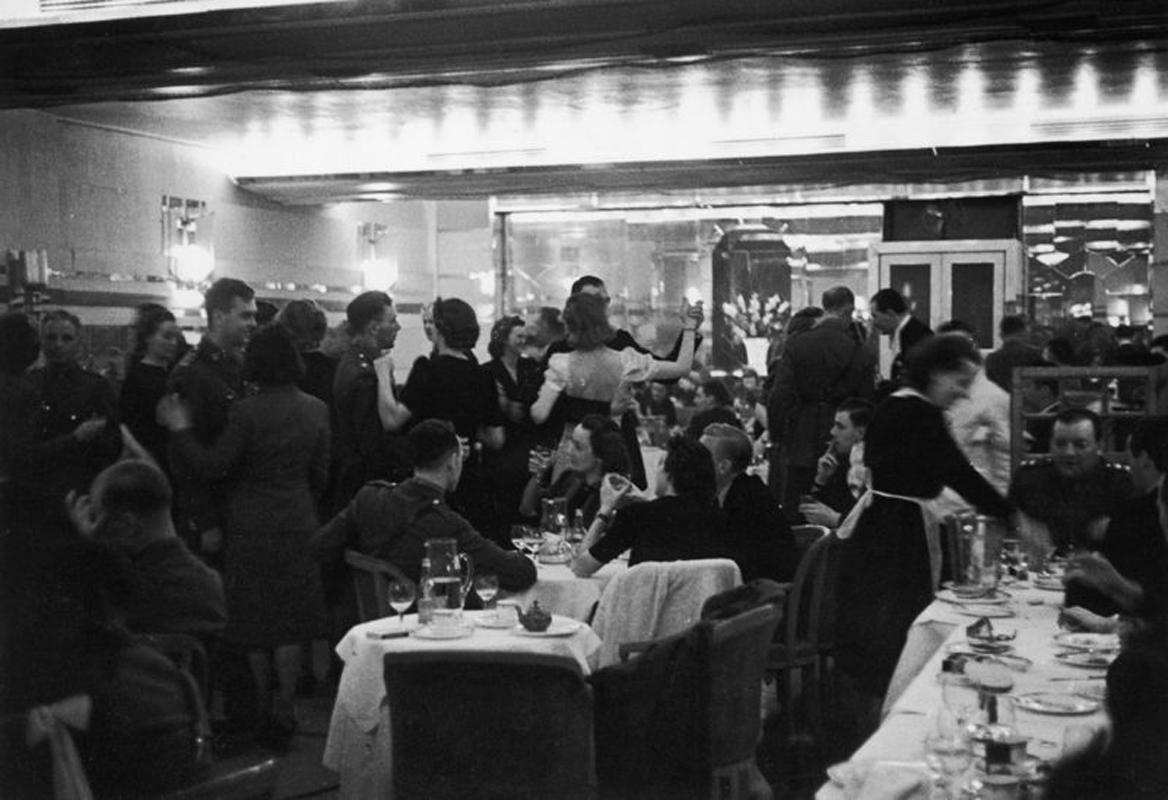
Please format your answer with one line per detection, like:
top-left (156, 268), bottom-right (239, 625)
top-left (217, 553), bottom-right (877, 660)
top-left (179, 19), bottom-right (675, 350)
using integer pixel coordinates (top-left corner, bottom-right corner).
top-left (766, 531), bottom-right (840, 744)
top-left (791, 524), bottom-right (829, 562)
top-left (159, 755), bottom-right (279, 800)
top-left (592, 604), bottom-right (781, 800)
top-left (384, 651), bottom-right (595, 800)
top-left (135, 632), bottom-right (211, 707)
top-left (344, 549), bottom-right (413, 622)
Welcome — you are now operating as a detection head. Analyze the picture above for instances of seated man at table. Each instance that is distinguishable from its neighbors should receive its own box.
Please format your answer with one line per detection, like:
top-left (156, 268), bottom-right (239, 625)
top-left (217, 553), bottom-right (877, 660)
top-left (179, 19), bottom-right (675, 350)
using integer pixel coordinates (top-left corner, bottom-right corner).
top-left (311, 418), bottom-right (536, 591)
top-left (1060, 418), bottom-right (1168, 625)
top-left (66, 458), bottom-right (226, 637)
top-left (797, 398), bottom-right (872, 528)
top-left (570, 435), bottom-right (727, 577)
top-left (699, 422), bottom-right (797, 582)
top-left (1008, 408), bottom-right (1135, 556)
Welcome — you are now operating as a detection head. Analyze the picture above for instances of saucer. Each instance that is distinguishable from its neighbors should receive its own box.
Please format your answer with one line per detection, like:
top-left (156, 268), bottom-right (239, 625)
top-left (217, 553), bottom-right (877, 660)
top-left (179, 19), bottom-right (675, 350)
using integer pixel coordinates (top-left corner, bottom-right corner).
top-left (1014, 692), bottom-right (1100, 715)
top-left (411, 624), bottom-right (474, 640)
top-left (1053, 632), bottom-right (1120, 653)
top-left (956, 605), bottom-right (1015, 619)
top-left (1055, 651), bottom-right (1115, 669)
top-left (512, 619), bottom-right (582, 637)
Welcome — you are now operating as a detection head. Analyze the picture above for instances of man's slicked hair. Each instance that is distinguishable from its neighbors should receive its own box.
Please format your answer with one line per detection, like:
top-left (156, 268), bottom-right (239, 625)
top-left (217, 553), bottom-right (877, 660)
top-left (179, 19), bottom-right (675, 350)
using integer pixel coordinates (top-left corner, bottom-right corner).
top-left (204, 278), bottom-right (255, 319)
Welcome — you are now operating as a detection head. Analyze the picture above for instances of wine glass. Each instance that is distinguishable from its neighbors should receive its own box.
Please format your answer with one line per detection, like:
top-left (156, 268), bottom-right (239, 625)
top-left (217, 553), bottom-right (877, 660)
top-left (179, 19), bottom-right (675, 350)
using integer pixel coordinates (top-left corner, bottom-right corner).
top-left (924, 731), bottom-right (972, 799)
top-left (940, 674), bottom-right (979, 733)
top-left (388, 578), bottom-right (416, 629)
top-left (523, 527), bottom-right (545, 560)
top-left (474, 572), bottom-right (500, 618)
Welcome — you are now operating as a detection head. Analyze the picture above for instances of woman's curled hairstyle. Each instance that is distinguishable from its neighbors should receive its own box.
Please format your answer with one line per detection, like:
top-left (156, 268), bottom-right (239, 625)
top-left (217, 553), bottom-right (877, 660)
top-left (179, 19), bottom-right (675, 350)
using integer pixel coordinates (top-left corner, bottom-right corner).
top-left (901, 333), bottom-right (981, 392)
top-left (662, 435), bottom-right (717, 505)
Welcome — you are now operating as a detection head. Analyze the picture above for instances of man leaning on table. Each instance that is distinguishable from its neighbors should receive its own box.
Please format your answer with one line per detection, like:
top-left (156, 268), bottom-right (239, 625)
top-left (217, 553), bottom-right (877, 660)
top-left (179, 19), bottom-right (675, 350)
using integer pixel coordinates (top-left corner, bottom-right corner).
top-left (310, 418), bottom-right (536, 591)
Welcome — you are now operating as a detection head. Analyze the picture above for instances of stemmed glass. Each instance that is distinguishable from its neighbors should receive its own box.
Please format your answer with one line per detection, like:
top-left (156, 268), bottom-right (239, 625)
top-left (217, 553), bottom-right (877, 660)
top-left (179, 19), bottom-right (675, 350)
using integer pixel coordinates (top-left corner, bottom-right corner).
top-left (924, 729), bottom-right (972, 799)
top-left (474, 573), bottom-right (500, 619)
top-left (388, 578), bottom-right (416, 629)
top-left (523, 527), bottom-right (545, 561)
top-left (940, 673), bottom-right (980, 734)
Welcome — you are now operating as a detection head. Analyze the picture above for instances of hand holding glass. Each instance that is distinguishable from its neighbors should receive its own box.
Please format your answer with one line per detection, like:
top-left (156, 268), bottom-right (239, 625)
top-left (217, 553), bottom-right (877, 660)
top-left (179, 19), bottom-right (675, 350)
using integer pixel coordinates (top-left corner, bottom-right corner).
top-left (388, 579), bottom-right (416, 629)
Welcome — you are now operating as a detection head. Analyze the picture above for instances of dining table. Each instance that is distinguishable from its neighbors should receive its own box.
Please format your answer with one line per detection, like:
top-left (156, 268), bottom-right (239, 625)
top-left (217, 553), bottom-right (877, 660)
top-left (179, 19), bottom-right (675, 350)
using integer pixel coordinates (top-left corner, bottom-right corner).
top-left (502, 557), bottom-right (627, 620)
top-left (817, 581), bottom-right (1113, 799)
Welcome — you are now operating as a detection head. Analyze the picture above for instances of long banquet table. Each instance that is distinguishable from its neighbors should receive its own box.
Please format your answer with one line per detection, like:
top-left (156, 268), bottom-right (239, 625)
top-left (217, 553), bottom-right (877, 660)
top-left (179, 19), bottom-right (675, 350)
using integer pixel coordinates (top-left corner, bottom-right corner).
top-left (817, 583), bottom-right (1111, 799)
top-left (323, 560), bottom-right (622, 798)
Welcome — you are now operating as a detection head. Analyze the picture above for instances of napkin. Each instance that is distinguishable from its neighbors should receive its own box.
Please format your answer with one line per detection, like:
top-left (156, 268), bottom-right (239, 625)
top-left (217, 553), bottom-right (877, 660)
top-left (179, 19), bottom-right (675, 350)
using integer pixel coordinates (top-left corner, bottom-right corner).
top-left (826, 759), bottom-right (933, 800)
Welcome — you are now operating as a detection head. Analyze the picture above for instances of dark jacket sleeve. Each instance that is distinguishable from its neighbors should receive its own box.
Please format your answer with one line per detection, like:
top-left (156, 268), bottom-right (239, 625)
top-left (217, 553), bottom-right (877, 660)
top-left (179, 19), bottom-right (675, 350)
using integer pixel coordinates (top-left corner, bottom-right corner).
top-left (311, 503), bottom-right (355, 567)
top-left (453, 516), bottom-right (537, 590)
top-left (170, 405), bottom-right (250, 482)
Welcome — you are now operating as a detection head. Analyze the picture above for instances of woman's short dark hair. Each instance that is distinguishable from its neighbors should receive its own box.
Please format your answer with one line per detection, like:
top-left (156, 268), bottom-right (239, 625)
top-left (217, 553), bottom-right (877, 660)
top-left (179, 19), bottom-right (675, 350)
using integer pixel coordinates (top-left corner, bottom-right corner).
top-left (279, 299), bottom-right (328, 352)
top-left (663, 435), bottom-right (716, 505)
top-left (243, 323), bottom-right (304, 385)
top-left (433, 297), bottom-right (480, 351)
top-left (578, 414), bottom-right (630, 476)
top-left (130, 303), bottom-right (176, 363)
top-left (0, 312), bottom-right (41, 375)
top-left (901, 333), bottom-right (982, 392)
top-left (563, 293), bottom-right (614, 351)
top-left (488, 315), bottom-right (525, 360)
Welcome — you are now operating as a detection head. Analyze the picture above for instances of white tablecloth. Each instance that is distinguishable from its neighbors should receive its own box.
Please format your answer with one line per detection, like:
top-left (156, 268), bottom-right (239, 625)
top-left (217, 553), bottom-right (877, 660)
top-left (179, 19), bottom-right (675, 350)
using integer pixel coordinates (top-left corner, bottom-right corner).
top-left (818, 584), bottom-right (1111, 799)
top-left (503, 559), bottom-right (627, 621)
top-left (323, 611), bottom-right (602, 798)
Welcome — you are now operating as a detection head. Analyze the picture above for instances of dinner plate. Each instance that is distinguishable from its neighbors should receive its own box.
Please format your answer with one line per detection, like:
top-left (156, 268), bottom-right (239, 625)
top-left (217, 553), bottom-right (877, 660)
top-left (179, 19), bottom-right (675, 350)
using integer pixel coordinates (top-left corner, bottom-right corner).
top-left (474, 614), bottom-right (517, 629)
top-left (946, 640), bottom-right (1015, 656)
top-left (512, 619), bottom-right (582, 637)
top-left (936, 588), bottom-right (1009, 605)
top-left (1034, 576), bottom-right (1065, 592)
top-left (956, 604), bottom-right (1016, 619)
top-left (1055, 651), bottom-right (1115, 669)
top-left (1013, 692), bottom-right (1100, 716)
top-left (1053, 632), bottom-right (1120, 653)
top-left (411, 624), bottom-right (475, 640)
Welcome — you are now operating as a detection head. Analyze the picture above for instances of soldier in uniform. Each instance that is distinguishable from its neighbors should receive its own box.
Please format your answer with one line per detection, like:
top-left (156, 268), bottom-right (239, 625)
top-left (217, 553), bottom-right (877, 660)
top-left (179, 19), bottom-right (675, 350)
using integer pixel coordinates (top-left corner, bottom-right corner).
top-left (767, 286), bottom-right (876, 519)
top-left (312, 418), bottom-right (536, 590)
top-left (1008, 407), bottom-right (1134, 555)
top-left (167, 277), bottom-right (257, 560)
top-left (331, 290), bottom-right (410, 509)
top-left (26, 310), bottom-right (120, 523)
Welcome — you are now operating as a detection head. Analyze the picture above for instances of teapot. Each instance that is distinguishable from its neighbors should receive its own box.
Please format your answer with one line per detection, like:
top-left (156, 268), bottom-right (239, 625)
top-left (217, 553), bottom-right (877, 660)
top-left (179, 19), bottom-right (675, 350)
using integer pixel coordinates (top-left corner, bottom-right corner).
top-left (517, 601), bottom-right (552, 632)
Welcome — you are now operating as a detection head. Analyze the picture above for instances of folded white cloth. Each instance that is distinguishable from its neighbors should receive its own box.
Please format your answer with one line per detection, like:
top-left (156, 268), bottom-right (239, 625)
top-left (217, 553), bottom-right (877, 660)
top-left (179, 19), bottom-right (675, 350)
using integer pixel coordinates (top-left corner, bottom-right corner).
top-left (26, 694), bottom-right (94, 800)
top-left (825, 759), bottom-right (933, 800)
top-left (591, 558), bottom-right (741, 667)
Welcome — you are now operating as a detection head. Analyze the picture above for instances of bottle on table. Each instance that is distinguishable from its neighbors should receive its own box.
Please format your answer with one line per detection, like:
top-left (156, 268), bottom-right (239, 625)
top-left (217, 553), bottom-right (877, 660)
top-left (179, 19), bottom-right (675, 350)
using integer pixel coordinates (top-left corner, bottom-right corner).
top-left (417, 557), bottom-right (435, 625)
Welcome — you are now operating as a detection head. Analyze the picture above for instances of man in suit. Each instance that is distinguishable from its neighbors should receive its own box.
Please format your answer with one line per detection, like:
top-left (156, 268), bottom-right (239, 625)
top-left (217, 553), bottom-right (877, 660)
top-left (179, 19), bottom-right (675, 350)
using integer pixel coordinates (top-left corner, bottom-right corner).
top-left (869, 287), bottom-right (932, 384)
top-left (985, 314), bottom-right (1045, 393)
top-left (768, 286), bottom-right (876, 518)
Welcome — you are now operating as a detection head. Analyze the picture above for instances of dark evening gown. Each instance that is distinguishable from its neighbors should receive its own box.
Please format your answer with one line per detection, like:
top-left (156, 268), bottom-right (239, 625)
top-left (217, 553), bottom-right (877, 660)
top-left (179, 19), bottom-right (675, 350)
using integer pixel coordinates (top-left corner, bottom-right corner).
top-left (835, 394), bottom-right (1013, 697)
top-left (482, 356), bottom-right (542, 526)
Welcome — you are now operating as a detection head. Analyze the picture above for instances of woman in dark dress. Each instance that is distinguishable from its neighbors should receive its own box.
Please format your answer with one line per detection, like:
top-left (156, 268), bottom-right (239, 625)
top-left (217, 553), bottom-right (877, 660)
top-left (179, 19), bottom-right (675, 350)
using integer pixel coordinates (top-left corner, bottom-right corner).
top-left (119, 303), bottom-right (181, 468)
top-left (378, 297), bottom-right (505, 537)
top-left (483, 316), bottom-right (543, 526)
top-left (520, 414), bottom-right (630, 528)
top-left (835, 334), bottom-right (1014, 704)
top-left (572, 435), bottom-right (725, 576)
top-left (161, 324), bottom-right (330, 747)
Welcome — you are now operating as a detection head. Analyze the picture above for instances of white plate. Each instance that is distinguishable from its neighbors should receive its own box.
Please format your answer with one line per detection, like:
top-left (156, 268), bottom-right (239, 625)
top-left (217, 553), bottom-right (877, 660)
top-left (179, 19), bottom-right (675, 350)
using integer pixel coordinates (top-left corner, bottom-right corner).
top-left (474, 614), bottom-right (516, 629)
top-left (512, 619), bottom-right (582, 637)
top-left (1034, 576), bottom-right (1064, 592)
top-left (1014, 692), bottom-right (1100, 715)
top-left (936, 588), bottom-right (1009, 605)
top-left (1053, 632), bottom-right (1120, 653)
top-left (956, 605), bottom-right (1016, 619)
top-left (1055, 651), bottom-right (1115, 669)
top-left (411, 624), bottom-right (475, 640)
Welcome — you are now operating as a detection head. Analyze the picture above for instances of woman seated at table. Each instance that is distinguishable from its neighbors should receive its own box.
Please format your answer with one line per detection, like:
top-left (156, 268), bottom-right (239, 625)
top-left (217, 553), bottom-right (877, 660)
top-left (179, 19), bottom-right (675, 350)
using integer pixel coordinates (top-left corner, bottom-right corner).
top-left (571, 435), bottom-right (724, 577)
top-left (835, 335), bottom-right (1015, 708)
top-left (520, 414), bottom-right (630, 527)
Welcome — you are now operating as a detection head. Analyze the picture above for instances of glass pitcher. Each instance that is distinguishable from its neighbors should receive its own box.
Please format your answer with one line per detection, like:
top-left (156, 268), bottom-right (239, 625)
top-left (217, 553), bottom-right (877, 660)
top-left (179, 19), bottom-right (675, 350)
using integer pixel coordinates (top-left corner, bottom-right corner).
top-left (541, 497), bottom-right (567, 536)
top-left (423, 538), bottom-right (473, 613)
top-left (948, 510), bottom-right (1005, 591)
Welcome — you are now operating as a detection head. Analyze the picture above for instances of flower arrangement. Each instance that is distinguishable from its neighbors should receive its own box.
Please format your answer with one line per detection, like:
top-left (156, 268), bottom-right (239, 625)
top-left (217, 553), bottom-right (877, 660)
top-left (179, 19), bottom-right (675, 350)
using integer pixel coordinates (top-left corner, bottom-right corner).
top-left (722, 292), bottom-right (790, 338)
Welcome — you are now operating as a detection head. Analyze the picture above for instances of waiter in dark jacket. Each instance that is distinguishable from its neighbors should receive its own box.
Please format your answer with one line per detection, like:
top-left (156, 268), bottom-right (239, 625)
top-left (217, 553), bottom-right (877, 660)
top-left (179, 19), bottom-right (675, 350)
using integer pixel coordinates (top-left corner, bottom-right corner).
top-left (331, 291), bottom-right (410, 509)
top-left (869, 287), bottom-right (932, 386)
top-left (312, 418), bottom-right (536, 590)
top-left (167, 277), bottom-right (256, 559)
top-left (768, 287), bottom-right (875, 518)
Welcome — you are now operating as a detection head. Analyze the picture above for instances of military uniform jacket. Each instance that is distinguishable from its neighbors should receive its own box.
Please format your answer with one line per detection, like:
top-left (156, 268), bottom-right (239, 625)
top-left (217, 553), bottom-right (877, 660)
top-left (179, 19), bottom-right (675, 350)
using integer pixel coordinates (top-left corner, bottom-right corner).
top-left (331, 343), bottom-right (410, 507)
top-left (1007, 457), bottom-right (1135, 553)
top-left (767, 316), bottom-right (875, 468)
top-left (26, 361), bottom-right (120, 498)
top-left (167, 337), bottom-right (247, 537)
top-left (310, 477), bottom-right (537, 590)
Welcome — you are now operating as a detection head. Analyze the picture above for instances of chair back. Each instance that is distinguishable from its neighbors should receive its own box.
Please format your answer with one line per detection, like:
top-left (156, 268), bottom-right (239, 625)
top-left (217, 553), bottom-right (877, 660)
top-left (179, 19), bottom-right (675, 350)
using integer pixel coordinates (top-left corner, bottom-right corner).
top-left (384, 650), bottom-right (594, 800)
top-left (791, 524), bottom-right (829, 561)
top-left (135, 633), bottom-right (210, 707)
top-left (706, 605), bottom-right (782, 771)
top-left (591, 558), bottom-right (742, 668)
top-left (785, 531), bottom-right (840, 657)
top-left (344, 549), bottom-right (412, 622)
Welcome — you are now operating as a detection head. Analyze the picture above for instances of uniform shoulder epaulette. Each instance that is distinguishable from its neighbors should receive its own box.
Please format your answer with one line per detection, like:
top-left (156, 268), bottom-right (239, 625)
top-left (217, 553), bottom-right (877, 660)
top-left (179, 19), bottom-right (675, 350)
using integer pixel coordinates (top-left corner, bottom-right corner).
top-left (1104, 460), bottom-right (1131, 473)
top-left (1018, 457), bottom-right (1052, 470)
